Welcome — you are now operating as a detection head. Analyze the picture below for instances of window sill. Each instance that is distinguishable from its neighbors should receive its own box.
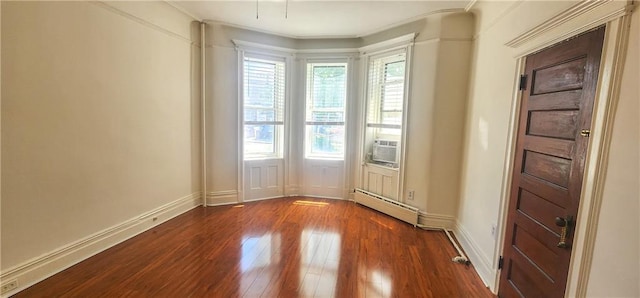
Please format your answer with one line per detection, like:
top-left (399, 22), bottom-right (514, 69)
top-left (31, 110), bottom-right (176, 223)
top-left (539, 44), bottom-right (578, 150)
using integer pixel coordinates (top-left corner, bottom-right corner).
top-left (366, 162), bottom-right (399, 171)
top-left (244, 157), bottom-right (284, 161)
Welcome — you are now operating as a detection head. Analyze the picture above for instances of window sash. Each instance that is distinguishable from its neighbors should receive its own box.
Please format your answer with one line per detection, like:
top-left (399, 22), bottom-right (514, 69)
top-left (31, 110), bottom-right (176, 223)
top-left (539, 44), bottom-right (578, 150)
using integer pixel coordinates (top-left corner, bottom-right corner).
top-left (305, 62), bottom-right (347, 159)
top-left (243, 56), bottom-right (286, 159)
top-left (305, 124), bottom-right (345, 158)
top-left (366, 53), bottom-right (406, 134)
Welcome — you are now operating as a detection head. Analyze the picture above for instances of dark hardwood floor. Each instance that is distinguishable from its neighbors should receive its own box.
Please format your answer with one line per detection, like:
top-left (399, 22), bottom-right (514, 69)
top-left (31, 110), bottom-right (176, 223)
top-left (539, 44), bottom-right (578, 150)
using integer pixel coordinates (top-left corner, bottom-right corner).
top-left (14, 197), bottom-right (494, 297)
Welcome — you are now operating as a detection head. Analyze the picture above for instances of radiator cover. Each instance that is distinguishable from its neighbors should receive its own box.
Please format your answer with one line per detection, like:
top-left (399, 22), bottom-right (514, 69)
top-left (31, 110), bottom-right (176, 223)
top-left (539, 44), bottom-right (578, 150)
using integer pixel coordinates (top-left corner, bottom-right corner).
top-left (354, 189), bottom-right (418, 226)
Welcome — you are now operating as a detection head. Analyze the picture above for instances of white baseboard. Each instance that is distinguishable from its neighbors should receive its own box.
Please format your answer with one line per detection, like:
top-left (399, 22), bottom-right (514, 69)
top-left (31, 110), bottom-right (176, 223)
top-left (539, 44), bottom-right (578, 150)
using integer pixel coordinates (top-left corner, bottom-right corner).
top-left (284, 185), bottom-right (299, 196)
top-left (206, 190), bottom-right (238, 206)
top-left (298, 194), bottom-right (346, 200)
top-left (454, 220), bottom-right (497, 292)
top-left (418, 211), bottom-right (456, 229)
top-left (242, 195), bottom-right (284, 203)
top-left (0, 192), bottom-right (201, 297)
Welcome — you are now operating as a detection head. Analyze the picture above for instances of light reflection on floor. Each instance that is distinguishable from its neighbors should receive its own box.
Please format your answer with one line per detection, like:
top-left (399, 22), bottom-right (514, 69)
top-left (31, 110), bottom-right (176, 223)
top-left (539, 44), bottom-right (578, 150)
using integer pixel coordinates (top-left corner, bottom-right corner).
top-left (370, 270), bottom-right (392, 297)
top-left (300, 229), bottom-right (341, 297)
top-left (240, 233), bottom-right (281, 296)
top-left (233, 199), bottom-right (397, 297)
top-left (293, 200), bottom-right (330, 207)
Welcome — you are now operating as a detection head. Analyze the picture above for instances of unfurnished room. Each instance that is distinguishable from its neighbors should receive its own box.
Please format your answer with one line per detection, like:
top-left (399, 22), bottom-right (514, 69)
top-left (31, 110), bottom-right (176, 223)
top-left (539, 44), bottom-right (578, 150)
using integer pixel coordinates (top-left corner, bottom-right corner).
top-left (1, 1), bottom-right (638, 297)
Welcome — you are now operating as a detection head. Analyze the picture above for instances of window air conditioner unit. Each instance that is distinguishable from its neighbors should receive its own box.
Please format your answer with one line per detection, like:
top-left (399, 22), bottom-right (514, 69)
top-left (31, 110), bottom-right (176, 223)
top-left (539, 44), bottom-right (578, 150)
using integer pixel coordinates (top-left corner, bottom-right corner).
top-left (372, 139), bottom-right (398, 164)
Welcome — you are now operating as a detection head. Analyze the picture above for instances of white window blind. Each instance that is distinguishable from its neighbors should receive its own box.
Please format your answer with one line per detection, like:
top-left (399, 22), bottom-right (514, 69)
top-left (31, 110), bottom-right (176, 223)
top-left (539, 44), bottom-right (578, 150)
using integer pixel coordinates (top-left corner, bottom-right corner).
top-left (243, 56), bottom-right (286, 159)
top-left (366, 53), bottom-right (406, 134)
top-left (305, 63), bottom-right (347, 159)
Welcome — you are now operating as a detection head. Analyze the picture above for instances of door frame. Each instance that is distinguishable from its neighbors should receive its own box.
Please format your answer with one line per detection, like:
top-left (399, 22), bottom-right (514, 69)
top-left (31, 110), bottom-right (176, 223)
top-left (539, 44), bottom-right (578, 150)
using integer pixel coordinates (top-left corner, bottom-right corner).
top-left (493, 2), bottom-right (634, 297)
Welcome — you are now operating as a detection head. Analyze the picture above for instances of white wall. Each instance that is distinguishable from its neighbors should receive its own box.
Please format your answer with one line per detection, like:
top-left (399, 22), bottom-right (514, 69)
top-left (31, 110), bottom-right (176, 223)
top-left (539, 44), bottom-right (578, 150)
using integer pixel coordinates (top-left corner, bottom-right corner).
top-left (362, 13), bottom-right (473, 218)
top-left (206, 24), bottom-right (240, 201)
top-left (457, 0), bottom-right (639, 295)
top-left (585, 10), bottom-right (639, 297)
top-left (1, 0), bottom-right (200, 278)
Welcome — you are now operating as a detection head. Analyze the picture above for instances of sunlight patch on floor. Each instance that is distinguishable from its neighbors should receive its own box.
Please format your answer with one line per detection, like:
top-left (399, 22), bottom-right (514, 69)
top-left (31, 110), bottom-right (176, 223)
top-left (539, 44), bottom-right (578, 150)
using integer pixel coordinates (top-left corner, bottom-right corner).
top-left (293, 200), bottom-right (329, 207)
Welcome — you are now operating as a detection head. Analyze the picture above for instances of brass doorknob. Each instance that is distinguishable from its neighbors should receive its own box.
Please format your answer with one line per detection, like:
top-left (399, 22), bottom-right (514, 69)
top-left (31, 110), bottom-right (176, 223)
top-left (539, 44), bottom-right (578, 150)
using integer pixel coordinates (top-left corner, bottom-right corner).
top-left (555, 216), bottom-right (573, 248)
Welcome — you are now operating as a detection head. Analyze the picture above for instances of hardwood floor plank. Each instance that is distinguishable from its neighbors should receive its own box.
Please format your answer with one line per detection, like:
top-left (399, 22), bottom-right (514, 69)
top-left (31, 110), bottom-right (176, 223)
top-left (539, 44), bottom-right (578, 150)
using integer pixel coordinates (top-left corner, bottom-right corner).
top-left (13, 197), bottom-right (494, 298)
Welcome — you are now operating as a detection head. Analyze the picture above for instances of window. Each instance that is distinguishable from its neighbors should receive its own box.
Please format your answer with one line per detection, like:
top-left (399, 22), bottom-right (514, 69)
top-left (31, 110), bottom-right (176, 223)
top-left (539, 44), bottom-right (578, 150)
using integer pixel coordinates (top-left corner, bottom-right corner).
top-left (243, 56), bottom-right (286, 159)
top-left (366, 53), bottom-right (406, 135)
top-left (305, 63), bottom-right (348, 159)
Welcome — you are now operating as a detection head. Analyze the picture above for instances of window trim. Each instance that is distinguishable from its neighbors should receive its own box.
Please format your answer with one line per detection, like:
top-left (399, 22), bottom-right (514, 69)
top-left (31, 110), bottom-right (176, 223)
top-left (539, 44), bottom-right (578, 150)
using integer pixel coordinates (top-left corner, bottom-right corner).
top-left (359, 42), bottom-right (413, 201)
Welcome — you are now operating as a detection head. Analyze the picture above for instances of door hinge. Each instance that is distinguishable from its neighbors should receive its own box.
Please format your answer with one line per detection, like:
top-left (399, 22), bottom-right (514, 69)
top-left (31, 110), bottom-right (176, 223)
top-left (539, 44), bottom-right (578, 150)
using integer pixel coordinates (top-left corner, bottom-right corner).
top-left (519, 75), bottom-right (528, 91)
top-left (498, 256), bottom-right (504, 270)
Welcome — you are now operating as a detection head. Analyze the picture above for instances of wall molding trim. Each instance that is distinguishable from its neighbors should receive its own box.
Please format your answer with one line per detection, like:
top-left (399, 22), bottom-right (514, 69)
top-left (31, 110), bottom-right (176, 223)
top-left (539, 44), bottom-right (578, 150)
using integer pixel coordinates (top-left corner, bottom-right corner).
top-left (358, 8), bottom-right (464, 38)
top-left (472, 0), bottom-right (523, 41)
top-left (454, 221), bottom-right (496, 289)
top-left (417, 211), bottom-right (456, 229)
top-left (92, 1), bottom-right (193, 44)
top-left (206, 190), bottom-right (239, 206)
top-left (231, 39), bottom-right (360, 55)
top-left (163, 1), bottom-right (202, 22)
top-left (0, 192), bottom-right (201, 297)
top-left (359, 33), bottom-right (416, 56)
top-left (413, 37), bottom-right (474, 47)
top-left (205, 19), bottom-right (358, 40)
top-left (505, 0), bottom-right (631, 48)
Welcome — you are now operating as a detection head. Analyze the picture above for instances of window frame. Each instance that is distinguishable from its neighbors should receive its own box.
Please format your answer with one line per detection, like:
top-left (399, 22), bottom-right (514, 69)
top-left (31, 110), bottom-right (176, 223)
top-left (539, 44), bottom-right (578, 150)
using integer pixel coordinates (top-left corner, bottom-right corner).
top-left (241, 53), bottom-right (288, 160)
top-left (365, 51), bottom-right (407, 136)
top-left (303, 60), bottom-right (349, 160)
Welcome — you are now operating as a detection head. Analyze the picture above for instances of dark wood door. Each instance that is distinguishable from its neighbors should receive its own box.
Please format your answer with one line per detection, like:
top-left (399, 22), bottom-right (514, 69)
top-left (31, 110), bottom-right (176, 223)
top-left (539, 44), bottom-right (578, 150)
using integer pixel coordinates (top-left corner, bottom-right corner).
top-left (498, 27), bottom-right (605, 298)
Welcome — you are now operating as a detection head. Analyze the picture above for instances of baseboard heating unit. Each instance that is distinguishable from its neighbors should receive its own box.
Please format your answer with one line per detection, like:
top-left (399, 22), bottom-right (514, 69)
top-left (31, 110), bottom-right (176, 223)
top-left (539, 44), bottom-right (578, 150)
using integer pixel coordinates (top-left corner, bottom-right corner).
top-left (354, 188), bottom-right (419, 226)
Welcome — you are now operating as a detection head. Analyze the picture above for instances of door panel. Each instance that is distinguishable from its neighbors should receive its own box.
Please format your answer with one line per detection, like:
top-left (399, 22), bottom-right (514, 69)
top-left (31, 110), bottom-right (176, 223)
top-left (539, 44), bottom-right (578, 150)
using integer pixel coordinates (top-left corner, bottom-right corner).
top-left (302, 159), bottom-right (345, 199)
top-left (518, 190), bottom-right (565, 233)
top-left (531, 58), bottom-right (586, 94)
top-left (528, 90), bottom-right (582, 110)
top-left (522, 151), bottom-right (571, 188)
top-left (244, 159), bottom-right (284, 201)
top-left (528, 110), bottom-right (579, 139)
top-left (499, 27), bottom-right (605, 298)
top-left (512, 225), bottom-right (559, 279)
top-left (362, 164), bottom-right (399, 200)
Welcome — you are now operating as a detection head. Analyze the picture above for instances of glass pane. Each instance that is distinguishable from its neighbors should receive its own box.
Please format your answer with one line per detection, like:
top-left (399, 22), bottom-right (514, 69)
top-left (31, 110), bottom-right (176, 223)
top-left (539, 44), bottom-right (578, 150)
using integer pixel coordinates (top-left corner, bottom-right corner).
top-left (311, 111), bottom-right (344, 122)
top-left (244, 108), bottom-right (275, 122)
top-left (381, 111), bottom-right (402, 126)
top-left (244, 58), bottom-right (285, 123)
top-left (382, 82), bottom-right (404, 111)
top-left (307, 125), bottom-right (345, 158)
top-left (379, 127), bottom-right (402, 136)
top-left (244, 60), bottom-right (277, 108)
top-left (384, 61), bottom-right (405, 81)
top-left (312, 66), bottom-right (346, 109)
top-left (244, 124), bottom-right (275, 155)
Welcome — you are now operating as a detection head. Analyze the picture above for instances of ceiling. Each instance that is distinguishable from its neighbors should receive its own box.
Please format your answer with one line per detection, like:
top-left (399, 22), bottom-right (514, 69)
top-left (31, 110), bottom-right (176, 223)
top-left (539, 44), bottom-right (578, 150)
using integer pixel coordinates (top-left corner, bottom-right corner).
top-left (172, 1), bottom-right (471, 38)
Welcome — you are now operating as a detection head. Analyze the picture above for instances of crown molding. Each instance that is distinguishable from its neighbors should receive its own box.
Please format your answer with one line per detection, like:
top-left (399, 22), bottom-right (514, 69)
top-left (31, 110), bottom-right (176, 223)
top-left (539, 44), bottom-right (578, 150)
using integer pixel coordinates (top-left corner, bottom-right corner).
top-left (164, 1), bottom-right (202, 22)
top-left (504, 0), bottom-right (629, 48)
